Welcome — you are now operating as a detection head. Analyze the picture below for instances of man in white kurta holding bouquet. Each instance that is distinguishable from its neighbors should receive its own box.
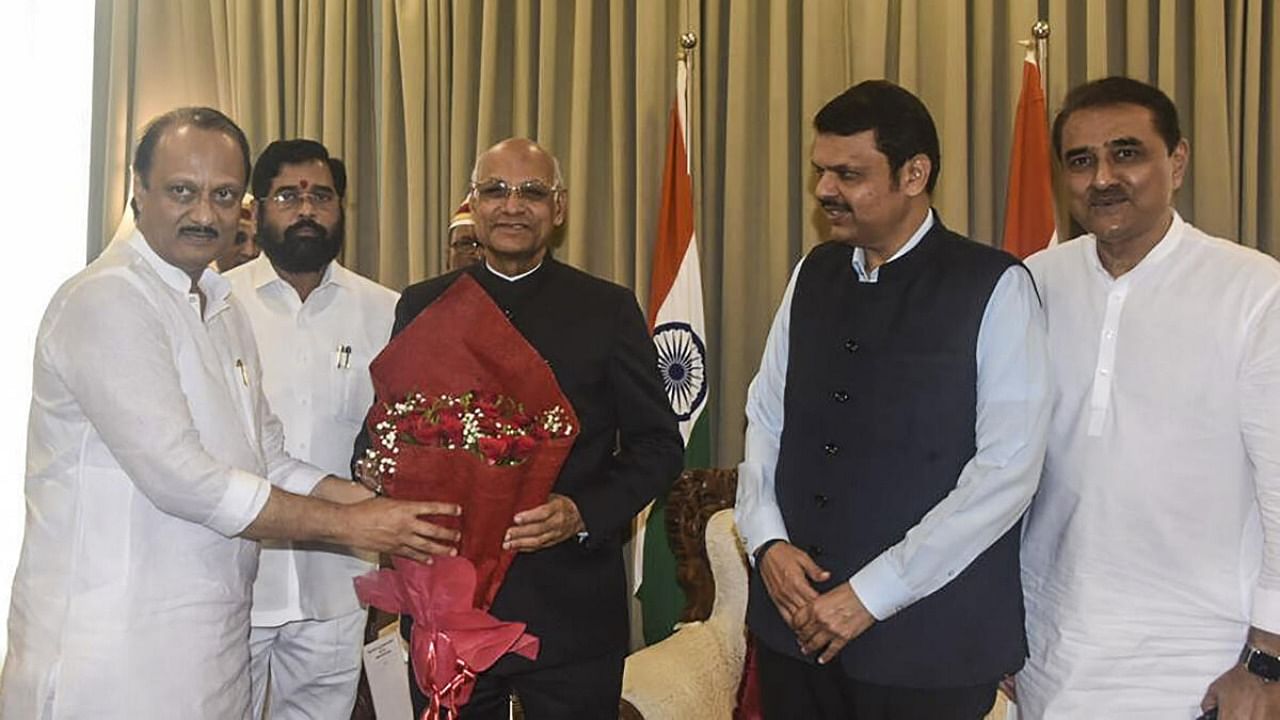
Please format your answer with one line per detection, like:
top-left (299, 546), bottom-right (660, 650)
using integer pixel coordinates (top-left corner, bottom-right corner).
top-left (1016, 76), bottom-right (1280, 719)
top-left (0, 107), bottom-right (459, 719)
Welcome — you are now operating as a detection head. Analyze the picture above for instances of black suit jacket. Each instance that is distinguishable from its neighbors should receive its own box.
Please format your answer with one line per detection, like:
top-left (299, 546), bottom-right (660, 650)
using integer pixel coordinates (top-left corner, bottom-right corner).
top-left (363, 258), bottom-right (683, 665)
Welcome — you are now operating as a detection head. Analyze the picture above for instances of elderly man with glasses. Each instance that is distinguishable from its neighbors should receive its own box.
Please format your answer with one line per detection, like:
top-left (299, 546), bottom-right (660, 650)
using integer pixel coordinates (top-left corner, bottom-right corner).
top-left (371, 137), bottom-right (683, 719)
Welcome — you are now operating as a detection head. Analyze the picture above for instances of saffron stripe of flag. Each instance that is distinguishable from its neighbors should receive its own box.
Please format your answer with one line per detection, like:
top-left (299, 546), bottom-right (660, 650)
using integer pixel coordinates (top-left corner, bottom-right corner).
top-left (1003, 48), bottom-right (1057, 259)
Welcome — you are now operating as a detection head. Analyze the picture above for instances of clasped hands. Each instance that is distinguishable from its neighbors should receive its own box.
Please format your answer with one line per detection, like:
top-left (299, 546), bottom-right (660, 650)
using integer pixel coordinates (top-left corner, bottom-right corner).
top-left (758, 541), bottom-right (876, 665)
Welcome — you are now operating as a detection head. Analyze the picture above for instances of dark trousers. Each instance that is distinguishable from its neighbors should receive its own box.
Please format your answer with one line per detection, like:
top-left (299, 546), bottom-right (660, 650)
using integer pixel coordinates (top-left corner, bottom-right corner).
top-left (756, 641), bottom-right (998, 720)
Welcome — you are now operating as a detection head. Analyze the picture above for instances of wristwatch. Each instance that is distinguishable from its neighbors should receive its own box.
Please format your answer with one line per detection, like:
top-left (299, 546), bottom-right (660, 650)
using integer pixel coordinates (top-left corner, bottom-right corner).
top-left (1240, 644), bottom-right (1280, 682)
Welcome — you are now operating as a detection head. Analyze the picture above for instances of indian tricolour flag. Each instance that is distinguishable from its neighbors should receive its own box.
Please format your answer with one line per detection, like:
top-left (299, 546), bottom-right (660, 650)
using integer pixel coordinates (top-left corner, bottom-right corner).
top-left (635, 56), bottom-right (711, 645)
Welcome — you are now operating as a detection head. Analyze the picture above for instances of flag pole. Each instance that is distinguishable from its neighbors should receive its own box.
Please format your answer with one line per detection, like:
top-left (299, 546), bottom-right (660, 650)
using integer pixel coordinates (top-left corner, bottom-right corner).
top-left (678, 32), bottom-right (697, 168)
top-left (1031, 20), bottom-right (1064, 246)
top-left (1033, 20), bottom-right (1050, 97)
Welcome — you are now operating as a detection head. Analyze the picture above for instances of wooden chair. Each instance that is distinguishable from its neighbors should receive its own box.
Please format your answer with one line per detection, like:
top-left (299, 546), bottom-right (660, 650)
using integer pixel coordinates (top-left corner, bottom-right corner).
top-left (620, 469), bottom-right (746, 719)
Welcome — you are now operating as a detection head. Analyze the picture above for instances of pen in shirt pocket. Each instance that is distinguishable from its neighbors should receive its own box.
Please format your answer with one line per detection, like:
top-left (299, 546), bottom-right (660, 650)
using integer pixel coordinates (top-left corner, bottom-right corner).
top-left (234, 358), bottom-right (250, 386)
top-left (335, 344), bottom-right (352, 369)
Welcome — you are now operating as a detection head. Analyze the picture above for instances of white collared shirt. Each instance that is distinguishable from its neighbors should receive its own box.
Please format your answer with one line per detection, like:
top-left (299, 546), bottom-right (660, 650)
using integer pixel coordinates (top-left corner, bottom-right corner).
top-left (1018, 213), bottom-right (1280, 717)
top-left (226, 254), bottom-right (398, 625)
top-left (850, 210), bottom-right (933, 282)
top-left (1, 231), bottom-right (326, 719)
top-left (735, 210), bottom-right (1050, 620)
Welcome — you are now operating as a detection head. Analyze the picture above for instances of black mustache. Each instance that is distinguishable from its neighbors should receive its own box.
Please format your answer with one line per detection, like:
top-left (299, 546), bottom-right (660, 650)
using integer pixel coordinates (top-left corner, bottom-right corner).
top-left (1088, 188), bottom-right (1129, 204)
top-left (819, 199), bottom-right (851, 213)
top-left (286, 219), bottom-right (326, 236)
top-left (179, 225), bottom-right (218, 238)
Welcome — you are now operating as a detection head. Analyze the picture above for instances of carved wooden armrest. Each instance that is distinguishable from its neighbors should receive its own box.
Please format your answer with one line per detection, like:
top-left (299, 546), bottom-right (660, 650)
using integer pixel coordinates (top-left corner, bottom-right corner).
top-left (665, 467), bottom-right (738, 622)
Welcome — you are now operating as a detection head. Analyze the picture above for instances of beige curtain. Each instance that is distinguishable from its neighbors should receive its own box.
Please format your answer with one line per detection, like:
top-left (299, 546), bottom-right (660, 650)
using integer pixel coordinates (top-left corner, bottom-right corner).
top-left (88, 0), bottom-right (377, 268)
top-left (375, 0), bottom-right (682, 291)
top-left (89, 0), bottom-right (1279, 467)
top-left (1042, 0), bottom-right (1279, 252)
top-left (695, 0), bottom-right (1278, 464)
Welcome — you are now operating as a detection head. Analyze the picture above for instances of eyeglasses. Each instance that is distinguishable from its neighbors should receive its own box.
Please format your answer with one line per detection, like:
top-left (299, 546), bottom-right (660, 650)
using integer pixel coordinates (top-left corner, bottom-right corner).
top-left (450, 239), bottom-right (482, 252)
top-left (470, 179), bottom-right (560, 204)
top-left (266, 188), bottom-right (338, 211)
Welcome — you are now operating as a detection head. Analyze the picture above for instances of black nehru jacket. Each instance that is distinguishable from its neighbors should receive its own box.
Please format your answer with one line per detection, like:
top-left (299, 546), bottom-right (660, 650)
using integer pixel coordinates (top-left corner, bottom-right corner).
top-left (360, 258), bottom-right (683, 666)
top-left (746, 221), bottom-right (1028, 688)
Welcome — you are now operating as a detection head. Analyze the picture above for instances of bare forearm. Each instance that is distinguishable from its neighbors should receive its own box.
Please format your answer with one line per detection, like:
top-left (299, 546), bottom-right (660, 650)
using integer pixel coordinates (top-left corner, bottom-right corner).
top-left (240, 485), bottom-right (464, 561)
top-left (241, 486), bottom-right (350, 544)
top-left (310, 475), bottom-right (373, 504)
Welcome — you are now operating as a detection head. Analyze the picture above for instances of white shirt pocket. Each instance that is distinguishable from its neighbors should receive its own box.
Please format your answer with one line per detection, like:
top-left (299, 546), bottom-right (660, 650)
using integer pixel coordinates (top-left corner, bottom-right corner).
top-left (330, 348), bottom-right (375, 422)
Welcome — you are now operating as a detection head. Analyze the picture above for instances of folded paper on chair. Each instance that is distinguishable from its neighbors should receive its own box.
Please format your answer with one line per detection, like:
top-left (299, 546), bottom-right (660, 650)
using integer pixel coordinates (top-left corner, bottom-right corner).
top-left (354, 274), bottom-right (580, 717)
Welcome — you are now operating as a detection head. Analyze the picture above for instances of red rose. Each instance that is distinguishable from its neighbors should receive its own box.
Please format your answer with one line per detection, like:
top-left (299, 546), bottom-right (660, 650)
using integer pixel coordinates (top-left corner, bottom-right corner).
top-left (510, 434), bottom-right (538, 461)
top-left (475, 413), bottom-right (500, 435)
top-left (477, 436), bottom-right (511, 465)
top-left (439, 415), bottom-right (465, 445)
top-left (407, 414), bottom-right (439, 445)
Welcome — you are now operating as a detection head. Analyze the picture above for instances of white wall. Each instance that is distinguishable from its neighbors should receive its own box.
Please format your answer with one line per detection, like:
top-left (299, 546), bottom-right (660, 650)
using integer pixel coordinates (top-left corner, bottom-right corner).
top-left (0, 1), bottom-right (97, 665)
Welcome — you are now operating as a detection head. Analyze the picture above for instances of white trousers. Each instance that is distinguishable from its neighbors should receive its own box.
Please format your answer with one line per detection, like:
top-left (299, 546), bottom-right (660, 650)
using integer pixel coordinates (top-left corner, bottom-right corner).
top-left (249, 608), bottom-right (366, 720)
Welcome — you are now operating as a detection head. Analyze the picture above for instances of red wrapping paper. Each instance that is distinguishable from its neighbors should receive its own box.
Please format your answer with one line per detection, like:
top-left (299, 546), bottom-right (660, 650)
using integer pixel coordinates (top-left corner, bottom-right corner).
top-left (354, 558), bottom-right (539, 715)
top-left (356, 274), bottom-right (579, 715)
top-left (377, 439), bottom-right (573, 609)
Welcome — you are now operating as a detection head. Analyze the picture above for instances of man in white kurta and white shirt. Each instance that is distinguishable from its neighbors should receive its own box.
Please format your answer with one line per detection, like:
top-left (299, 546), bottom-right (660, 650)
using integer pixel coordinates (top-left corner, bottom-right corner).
top-left (1017, 77), bottom-right (1280, 718)
top-left (0, 107), bottom-right (460, 719)
top-left (227, 139), bottom-right (399, 719)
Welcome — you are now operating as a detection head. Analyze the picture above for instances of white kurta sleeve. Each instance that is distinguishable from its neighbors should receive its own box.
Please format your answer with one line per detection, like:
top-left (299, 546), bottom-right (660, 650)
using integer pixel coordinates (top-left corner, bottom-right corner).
top-left (47, 273), bottom-right (271, 537)
top-left (1240, 287), bottom-right (1280, 633)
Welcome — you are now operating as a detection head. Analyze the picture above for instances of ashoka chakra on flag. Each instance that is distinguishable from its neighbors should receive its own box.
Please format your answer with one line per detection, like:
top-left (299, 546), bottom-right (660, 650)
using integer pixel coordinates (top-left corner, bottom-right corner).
top-left (653, 321), bottom-right (708, 421)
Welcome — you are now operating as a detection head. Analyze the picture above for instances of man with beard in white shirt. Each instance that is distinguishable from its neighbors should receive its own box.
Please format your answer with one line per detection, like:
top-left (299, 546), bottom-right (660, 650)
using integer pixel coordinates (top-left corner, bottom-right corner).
top-left (1015, 76), bottom-right (1280, 719)
top-left (226, 139), bottom-right (399, 720)
top-left (0, 107), bottom-right (460, 719)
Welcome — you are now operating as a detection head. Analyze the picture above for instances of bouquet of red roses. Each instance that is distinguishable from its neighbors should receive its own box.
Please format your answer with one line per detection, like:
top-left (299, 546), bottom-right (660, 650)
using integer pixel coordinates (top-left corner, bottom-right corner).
top-left (353, 274), bottom-right (579, 717)
top-left (363, 388), bottom-right (575, 608)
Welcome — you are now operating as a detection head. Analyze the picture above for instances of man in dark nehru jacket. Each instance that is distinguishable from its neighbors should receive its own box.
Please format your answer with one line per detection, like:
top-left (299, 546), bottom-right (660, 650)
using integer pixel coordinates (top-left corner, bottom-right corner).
top-left (382, 137), bottom-right (683, 719)
top-left (734, 80), bottom-right (1050, 719)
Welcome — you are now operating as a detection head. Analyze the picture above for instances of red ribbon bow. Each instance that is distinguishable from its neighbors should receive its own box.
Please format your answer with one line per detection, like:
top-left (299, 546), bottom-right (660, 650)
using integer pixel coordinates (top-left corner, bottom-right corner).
top-left (355, 557), bottom-right (540, 717)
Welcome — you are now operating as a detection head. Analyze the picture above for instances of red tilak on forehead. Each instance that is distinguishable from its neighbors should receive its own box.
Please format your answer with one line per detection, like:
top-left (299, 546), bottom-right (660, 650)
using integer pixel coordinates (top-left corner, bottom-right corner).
top-left (299, 179), bottom-right (310, 189)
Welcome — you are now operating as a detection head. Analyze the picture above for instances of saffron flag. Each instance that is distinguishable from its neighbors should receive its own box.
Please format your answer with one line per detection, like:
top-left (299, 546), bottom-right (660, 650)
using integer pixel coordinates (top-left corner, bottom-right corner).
top-left (635, 56), bottom-right (712, 645)
top-left (1003, 48), bottom-right (1057, 258)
